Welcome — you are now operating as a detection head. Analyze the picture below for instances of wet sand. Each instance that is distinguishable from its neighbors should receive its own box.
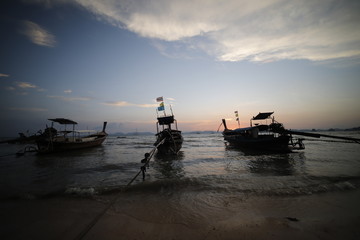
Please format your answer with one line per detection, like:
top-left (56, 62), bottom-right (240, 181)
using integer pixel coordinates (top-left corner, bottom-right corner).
top-left (1, 189), bottom-right (360, 240)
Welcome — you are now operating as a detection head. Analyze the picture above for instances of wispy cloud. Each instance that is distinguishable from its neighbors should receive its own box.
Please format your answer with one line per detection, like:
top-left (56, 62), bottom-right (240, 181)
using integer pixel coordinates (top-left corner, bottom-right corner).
top-left (15, 81), bottom-right (46, 92)
top-left (69, 0), bottom-right (360, 62)
top-left (104, 101), bottom-right (157, 108)
top-left (64, 89), bottom-right (72, 94)
top-left (104, 101), bottom-right (131, 107)
top-left (16, 81), bottom-right (37, 89)
top-left (0, 73), bottom-right (10, 78)
top-left (9, 107), bottom-right (47, 112)
top-left (21, 20), bottom-right (56, 47)
top-left (47, 95), bottom-right (92, 101)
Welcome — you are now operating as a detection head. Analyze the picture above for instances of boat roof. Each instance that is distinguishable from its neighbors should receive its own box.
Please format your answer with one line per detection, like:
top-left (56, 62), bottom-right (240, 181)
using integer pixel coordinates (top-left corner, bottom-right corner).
top-left (157, 115), bottom-right (174, 125)
top-left (252, 112), bottom-right (274, 120)
top-left (48, 118), bottom-right (78, 125)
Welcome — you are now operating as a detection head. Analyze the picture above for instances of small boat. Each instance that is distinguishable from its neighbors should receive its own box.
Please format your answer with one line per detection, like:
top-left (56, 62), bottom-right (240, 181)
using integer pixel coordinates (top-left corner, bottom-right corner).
top-left (36, 118), bottom-right (107, 153)
top-left (222, 112), bottom-right (304, 153)
top-left (154, 115), bottom-right (183, 155)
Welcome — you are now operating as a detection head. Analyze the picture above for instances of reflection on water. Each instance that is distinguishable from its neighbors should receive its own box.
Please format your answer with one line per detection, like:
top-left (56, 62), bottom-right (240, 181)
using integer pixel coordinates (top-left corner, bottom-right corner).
top-left (153, 152), bottom-right (185, 179)
top-left (224, 144), bottom-right (307, 176)
top-left (246, 154), bottom-right (300, 176)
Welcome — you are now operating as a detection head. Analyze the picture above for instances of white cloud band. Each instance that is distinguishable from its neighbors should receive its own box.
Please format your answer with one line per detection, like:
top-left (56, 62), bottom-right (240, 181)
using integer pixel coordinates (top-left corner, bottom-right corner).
top-left (21, 20), bottom-right (56, 47)
top-left (34, 0), bottom-right (360, 62)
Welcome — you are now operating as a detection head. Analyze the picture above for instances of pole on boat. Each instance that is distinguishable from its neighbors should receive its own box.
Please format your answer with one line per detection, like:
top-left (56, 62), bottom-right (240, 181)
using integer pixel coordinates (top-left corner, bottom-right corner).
top-left (170, 104), bottom-right (174, 116)
top-left (283, 130), bottom-right (360, 143)
top-left (222, 119), bottom-right (228, 130)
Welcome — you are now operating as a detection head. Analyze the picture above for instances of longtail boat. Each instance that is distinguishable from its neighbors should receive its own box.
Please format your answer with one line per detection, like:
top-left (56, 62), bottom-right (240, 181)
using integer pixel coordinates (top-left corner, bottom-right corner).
top-left (36, 118), bottom-right (107, 153)
top-left (222, 112), bottom-right (303, 153)
top-left (154, 98), bottom-right (183, 155)
top-left (222, 112), bottom-right (360, 153)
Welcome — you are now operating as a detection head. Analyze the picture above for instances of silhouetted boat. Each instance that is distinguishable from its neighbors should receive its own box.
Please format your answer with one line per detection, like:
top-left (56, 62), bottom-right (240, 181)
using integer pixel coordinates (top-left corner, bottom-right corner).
top-left (154, 115), bottom-right (183, 155)
top-left (222, 112), bottom-right (360, 153)
top-left (36, 118), bottom-right (107, 153)
top-left (222, 112), bottom-right (304, 153)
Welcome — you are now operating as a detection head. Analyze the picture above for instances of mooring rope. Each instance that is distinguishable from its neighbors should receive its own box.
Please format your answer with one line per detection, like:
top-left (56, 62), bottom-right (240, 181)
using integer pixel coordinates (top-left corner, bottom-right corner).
top-left (74, 137), bottom-right (166, 240)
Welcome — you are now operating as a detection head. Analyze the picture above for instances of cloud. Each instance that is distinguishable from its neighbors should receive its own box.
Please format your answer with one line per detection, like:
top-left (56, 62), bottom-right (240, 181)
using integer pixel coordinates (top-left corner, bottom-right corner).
top-left (47, 95), bottom-right (91, 101)
top-left (9, 107), bottom-right (47, 112)
top-left (21, 20), bottom-right (56, 47)
top-left (104, 101), bottom-right (157, 108)
top-left (64, 89), bottom-right (72, 94)
top-left (16, 81), bottom-right (37, 89)
top-left (14, 81), bottom-right (46, 92)
top-left (0, 73), bottom-right (10, 78)
top-left (104, 101), bottom-right (131, 107)
top-left (70, 0), bottom-right (360, 62)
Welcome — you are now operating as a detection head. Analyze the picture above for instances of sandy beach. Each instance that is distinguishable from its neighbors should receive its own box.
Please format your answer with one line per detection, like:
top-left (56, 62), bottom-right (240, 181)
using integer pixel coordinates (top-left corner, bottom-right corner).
top-left (1, 189), bottom-right (359, 240)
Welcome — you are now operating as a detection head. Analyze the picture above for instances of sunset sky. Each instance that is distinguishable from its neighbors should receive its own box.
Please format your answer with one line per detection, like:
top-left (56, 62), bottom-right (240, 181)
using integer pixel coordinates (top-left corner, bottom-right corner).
top-left (1, 0), bottom-right (360, 136)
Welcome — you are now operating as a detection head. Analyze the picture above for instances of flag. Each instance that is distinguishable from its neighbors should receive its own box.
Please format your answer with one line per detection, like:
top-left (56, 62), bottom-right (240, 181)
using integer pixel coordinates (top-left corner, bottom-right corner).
top-left (156, 96), bottom-right (163, 102)
top-left (158, 102), bottom-right (165, 111)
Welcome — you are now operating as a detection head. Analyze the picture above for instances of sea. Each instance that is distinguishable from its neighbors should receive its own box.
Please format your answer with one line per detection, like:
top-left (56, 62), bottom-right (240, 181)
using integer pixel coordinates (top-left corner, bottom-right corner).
top-left (1, 131), bottom-right (360, 200)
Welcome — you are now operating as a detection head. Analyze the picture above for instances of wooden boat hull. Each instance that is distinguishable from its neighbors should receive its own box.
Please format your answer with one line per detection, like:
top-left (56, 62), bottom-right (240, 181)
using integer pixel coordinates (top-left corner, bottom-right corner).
top-left (36, 135), bottom-right (106, 153)
top-left (155, 130), bottom-right (183, 155)
top-left (224, 134), bottom-right (291, 153)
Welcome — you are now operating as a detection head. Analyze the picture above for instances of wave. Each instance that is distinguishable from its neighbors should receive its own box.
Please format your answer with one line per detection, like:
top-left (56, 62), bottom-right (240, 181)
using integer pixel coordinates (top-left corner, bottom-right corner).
top-left (1, 175), bottom-right (359, 201)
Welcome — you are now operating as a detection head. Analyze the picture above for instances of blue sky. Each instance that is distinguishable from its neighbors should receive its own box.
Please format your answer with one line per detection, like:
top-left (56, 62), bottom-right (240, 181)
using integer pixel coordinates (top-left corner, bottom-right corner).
top-left (1, 0), bottom-right (360, 136)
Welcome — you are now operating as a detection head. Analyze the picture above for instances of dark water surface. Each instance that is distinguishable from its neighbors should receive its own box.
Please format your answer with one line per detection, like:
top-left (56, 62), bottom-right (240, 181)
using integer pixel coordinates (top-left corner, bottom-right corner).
top-left (1, 132), bottom-right (359, 200)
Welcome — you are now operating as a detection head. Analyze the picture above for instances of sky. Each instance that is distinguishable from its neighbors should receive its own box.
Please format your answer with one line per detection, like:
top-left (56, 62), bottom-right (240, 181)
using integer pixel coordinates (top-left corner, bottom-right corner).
top-left (1, 0), bottom-right (360, 136)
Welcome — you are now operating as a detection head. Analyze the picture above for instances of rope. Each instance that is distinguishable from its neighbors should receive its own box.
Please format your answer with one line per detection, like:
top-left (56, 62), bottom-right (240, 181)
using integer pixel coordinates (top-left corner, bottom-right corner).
top-left (74, 137), bottom-right (165, 240)
top-left (216, 122), bottom-right (223, 132)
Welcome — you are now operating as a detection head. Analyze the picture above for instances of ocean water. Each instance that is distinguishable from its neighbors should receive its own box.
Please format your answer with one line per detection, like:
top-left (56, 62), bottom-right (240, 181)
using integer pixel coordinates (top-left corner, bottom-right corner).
top-left (0, 132), bottom-right (359, 200)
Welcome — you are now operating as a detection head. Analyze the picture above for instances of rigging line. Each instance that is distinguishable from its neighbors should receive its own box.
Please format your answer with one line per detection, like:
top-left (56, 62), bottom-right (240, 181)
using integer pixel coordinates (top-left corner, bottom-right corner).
top-left (217, 122), bottom-right (223, 132)
top-left (74, 137), bottom-right (165, 240)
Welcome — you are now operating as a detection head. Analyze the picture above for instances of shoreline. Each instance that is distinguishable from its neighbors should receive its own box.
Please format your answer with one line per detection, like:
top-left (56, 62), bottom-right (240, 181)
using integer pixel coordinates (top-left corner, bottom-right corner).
top-left (1, 189), bottom-right (360, 240)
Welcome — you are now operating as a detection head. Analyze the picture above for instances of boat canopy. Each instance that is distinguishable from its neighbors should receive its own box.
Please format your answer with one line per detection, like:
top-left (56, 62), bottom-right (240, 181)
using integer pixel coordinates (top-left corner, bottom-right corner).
top-left (252, 112), bottom-right (274, 120)
top-left (158, 116), bottom-right (174, 125)
top-left (48, 118), bottom-right (78, 125)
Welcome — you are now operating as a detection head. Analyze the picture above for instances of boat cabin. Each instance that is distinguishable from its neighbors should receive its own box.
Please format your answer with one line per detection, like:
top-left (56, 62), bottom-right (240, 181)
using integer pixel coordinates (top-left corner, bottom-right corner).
top-left (156, 115), bottom-right (179, 133)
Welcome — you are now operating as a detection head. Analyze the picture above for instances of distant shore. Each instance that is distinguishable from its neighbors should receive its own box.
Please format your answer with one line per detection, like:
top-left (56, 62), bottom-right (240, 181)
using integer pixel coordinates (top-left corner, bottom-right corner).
top-left (1, 189), bottom-right (359, 240)
top-left (107, 128), bottom-right (360, 137)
